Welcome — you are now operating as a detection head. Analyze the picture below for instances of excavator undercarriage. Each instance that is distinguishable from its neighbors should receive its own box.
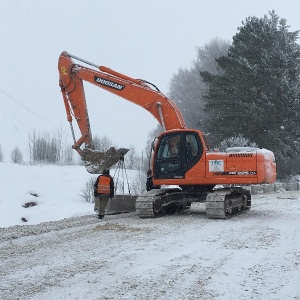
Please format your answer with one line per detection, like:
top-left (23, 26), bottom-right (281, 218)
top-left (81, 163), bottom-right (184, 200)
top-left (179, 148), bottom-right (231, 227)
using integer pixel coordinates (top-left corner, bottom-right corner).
top-left (135, 186), bottom-right (251, 219)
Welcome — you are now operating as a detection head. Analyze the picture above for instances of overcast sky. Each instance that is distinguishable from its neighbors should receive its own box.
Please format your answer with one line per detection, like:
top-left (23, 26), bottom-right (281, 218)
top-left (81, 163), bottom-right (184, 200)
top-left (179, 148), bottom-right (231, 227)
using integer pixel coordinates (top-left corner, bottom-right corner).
top-left (1, 0), bottom-right (300, 160)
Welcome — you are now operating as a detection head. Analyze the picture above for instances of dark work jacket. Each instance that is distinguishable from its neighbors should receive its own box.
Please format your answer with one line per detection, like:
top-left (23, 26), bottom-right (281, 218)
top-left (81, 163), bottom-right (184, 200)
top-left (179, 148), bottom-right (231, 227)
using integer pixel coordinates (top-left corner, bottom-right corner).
top-left (146, 175), bottom-right (161, 192)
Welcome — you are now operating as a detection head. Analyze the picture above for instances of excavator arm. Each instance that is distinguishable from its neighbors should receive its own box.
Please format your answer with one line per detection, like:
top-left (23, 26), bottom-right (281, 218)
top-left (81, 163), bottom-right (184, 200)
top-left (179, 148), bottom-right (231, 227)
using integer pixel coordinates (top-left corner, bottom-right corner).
top-left (58, 51), bottom-right (186, 173)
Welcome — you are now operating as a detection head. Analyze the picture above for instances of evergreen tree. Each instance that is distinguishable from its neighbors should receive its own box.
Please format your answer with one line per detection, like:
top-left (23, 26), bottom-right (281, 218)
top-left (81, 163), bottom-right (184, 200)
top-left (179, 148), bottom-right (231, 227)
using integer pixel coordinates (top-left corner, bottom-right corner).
top-left (0, 144), bottom-right (3, 162)
top-left (201, 11), bottom-right (300, 175)
top-left (169, 38), bottom-right (230, 132)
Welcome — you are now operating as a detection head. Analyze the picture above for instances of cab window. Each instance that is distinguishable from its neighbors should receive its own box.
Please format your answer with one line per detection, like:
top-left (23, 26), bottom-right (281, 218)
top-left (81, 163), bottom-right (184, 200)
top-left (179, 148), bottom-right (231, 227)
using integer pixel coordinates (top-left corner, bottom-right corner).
top-left (186, 133), bottom-right (199, 162)
top-left (157, 134), bottom-right (181, 159)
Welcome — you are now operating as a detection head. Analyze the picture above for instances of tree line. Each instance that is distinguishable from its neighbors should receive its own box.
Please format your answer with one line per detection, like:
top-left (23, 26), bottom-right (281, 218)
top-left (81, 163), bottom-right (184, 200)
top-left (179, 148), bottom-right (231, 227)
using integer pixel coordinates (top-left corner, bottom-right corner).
top-left (167, 11), bottom-right (300, 179)
top-left (0, 130), bottom-right (144, 171)
top-left (2, 11), bottom-right (300, 180)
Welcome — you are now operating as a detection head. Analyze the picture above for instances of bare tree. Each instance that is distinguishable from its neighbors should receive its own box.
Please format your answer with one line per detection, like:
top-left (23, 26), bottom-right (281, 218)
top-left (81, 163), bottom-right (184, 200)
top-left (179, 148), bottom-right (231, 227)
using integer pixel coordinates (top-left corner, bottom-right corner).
top-left (28, 130), bottom-right (60, 164)
top-left (11, 147), bottom-right (23, 164)
top-left (0, 144), bottom-right (3, 162)
top-left (142, 126), bottom-right (163, 172)
top-left (92, 135), bottom-right (113, 151)
top-left (125, 146), bottom-right (143, 170)
top-left (61, 146), bottom-right (73, 164)
top-left (130, 171), bottom-right (147, 194)
top-left (54, 126), bottom-right (75, 164)
top-left (80, 176), bottom-right (97, 203)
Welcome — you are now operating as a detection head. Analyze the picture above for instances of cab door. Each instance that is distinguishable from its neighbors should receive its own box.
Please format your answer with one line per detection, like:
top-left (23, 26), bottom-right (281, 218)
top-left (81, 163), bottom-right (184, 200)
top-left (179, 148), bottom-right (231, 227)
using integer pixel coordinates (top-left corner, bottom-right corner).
top-left (153, 131), bottom-right (203, 179)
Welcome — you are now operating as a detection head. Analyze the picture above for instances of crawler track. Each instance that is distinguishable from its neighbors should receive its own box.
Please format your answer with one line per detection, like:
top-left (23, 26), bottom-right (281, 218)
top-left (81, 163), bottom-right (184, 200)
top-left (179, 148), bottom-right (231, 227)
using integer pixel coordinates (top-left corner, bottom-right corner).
top-left (206, 187), bottom-right (251, 219)
top-left (136, 187), bottom-right (251, 219)
top-left (136, 188), bottom-right (196, 218)
top-left (135, 194), bottom-right (156, 218)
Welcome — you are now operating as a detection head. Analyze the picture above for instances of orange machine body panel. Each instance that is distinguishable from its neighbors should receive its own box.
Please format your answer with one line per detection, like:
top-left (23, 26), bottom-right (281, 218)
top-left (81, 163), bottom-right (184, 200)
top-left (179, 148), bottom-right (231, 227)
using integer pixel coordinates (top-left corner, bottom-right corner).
top-left (152, 129), bottom-right (276, 187)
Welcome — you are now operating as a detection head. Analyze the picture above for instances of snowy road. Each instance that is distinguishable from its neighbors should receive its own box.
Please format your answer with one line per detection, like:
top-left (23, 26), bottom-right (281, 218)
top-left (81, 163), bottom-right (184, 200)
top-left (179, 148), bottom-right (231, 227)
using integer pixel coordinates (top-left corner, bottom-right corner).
top-left (1, 191), bottom-right (300, 300)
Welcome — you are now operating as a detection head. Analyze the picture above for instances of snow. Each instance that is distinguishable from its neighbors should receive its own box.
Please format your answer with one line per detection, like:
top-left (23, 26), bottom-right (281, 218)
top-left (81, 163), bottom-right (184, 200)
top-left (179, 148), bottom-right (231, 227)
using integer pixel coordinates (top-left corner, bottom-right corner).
top-left (0, 163), bottom-right (93, 227)
top-left (226, 146), bottom-right (260, 152)
top-left (0, 162), bottom-right (139, 227)
top-left (1, 162), bottom-right (300, 299)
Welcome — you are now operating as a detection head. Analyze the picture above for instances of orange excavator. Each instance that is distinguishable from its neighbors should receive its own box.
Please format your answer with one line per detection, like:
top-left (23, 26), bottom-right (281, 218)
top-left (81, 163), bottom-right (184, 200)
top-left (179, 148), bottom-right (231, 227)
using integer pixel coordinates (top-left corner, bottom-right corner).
top-left (58, 51), bottom-right (276, 219)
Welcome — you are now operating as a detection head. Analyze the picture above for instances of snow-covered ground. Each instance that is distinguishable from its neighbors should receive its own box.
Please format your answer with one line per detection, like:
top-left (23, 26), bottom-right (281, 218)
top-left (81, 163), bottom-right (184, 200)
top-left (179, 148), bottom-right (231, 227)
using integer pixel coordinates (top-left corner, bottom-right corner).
top-left (1, 163), bottom-right (300, 299)
top-left (0, 163), bottom-right (140, 227)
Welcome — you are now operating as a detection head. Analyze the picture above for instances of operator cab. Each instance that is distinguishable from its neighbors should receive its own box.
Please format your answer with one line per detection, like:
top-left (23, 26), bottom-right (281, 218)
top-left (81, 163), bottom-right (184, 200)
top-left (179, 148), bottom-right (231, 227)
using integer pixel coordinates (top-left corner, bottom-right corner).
top-left (153, 130), bottom-right (204, 179)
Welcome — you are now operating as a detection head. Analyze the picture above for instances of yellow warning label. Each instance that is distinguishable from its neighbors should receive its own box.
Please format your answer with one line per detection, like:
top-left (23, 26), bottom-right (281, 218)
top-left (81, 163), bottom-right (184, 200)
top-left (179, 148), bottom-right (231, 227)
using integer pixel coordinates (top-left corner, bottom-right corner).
top-left (61, 66), bottom-right (67, 75)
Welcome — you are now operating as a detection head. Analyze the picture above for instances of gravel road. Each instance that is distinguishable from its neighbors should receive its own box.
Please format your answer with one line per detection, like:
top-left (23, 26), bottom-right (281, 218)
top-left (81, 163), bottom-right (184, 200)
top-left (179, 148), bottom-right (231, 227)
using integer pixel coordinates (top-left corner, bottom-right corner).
top-left (1, 192), bottom-right (300, 300)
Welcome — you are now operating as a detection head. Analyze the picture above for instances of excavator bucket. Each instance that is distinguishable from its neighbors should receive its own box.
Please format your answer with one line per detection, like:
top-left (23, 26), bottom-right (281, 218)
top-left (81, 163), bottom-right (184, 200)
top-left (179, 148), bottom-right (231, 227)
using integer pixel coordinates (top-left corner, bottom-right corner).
top-left (82, 147), bottom-right (129, 174)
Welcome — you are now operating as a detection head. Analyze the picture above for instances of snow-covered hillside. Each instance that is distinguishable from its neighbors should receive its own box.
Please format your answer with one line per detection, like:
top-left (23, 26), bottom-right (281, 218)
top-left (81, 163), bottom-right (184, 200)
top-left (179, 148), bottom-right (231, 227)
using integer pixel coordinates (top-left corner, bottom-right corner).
top-left (1, 163), bottom-right (300, 299)
top-left (0, 163), bottom-right (140, 227)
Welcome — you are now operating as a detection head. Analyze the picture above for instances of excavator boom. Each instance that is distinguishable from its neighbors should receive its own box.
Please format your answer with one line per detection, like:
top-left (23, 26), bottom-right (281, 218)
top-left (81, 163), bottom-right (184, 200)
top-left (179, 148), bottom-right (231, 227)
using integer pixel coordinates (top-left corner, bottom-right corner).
top-left (59, 52), bottom-right (186, 131)
top-left (59, 51), bottom-right (186, 173)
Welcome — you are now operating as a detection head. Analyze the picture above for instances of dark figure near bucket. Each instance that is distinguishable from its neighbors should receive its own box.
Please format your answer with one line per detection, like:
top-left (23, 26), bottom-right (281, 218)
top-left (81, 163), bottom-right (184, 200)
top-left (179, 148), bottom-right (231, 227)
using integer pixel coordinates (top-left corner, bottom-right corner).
top-left (94, 169), bottom-right (114, 219)
top-left (146, 169), bottom-right (161, 192)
